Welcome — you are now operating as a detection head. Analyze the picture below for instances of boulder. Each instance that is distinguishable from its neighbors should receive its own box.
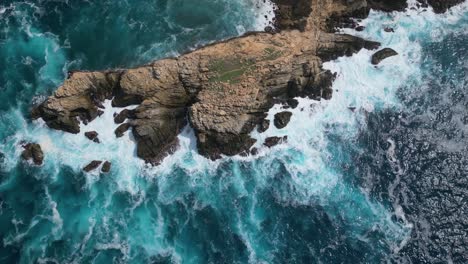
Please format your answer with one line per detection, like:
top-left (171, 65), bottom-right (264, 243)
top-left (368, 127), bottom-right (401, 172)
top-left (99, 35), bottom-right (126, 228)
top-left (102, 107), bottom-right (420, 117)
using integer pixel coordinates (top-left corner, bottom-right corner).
top-left (274, 111), bottom-right (293, 129)
top-left (371, 48), bottom-right (398, 65)
top-left (21, 143), bottom-right (44, 165)
top-left (250, 147), bottom-right (259, 156)
top-left (115, 123), bottom-right (131, 138)
top-left (355, 26), bottom-right (365, 31)
top-left (84, 131), bottom-right (100, 143)
top-left (258, 119), bottom-right (270, 133)
top-left (83, 160), bottom-right (102, 172)
top-left (114, 109), bottom-right (135, 124)
top-left (101, 161), bottom-right (111, 173)
top-left (264, 136), bottom-right (288, 148)
top-left (287, 98), bottom-right (299, 109)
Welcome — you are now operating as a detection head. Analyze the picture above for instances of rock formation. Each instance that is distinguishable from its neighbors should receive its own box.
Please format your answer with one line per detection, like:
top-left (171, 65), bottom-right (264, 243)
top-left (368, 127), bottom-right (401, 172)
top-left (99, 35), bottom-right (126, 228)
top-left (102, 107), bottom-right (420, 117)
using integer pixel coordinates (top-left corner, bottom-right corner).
top-left (417, 0), bottom-right (465, 13)
top-left (264, 136), bottom-right (288, 148)
top-left (21, 143), bottom-right (44, 166)
top-left (371, 48), bottom-right (398, 65)
top-left (274, 111), bottom-right (293, 129)
top-left (85, 131), bottom-right (100, 143)
top-left (101, 161), bottom-right (111, 173)
top-left (31, 0), bottom-right (465, 164)
top-left (83, 160), bottom-right (102, 172)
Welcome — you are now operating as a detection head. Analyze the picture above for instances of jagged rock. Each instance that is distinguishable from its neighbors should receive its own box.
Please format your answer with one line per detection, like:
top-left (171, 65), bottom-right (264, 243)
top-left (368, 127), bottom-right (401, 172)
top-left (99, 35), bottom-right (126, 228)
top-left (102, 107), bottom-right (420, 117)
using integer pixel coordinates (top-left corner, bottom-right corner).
top-left (250, 147), bottom-right (259, 156)
top-left (258, 119), bottom-right (270, 133)
top-left (101, 161), bottom-right (111, 173)
top-left (35, 0), bottom-right (442, 163)
top-left (287, 98), bottom-right (299, 109)
top-left (83, 160), bottom-right (102, 172)
top-left (264, 136), bottom-right (288, 148)
top-left (371, 48), bottom-right (398, 65)
top-left (114, 109), bottom-right (135, 124)
top-left (418, 0), bottom-right (465, 13)
top-left (274, 111), bottom-right (293, 129)
top-left (84, 131), bottom-right (100, 143)
top-left (115, 123), bottom-right (131, 138)
top-left (355, 26), bottom-right (365, 31)
top-left (368, 0), bottom-right (408, 12)
top-left (21, 143), bottom-right (44, 165)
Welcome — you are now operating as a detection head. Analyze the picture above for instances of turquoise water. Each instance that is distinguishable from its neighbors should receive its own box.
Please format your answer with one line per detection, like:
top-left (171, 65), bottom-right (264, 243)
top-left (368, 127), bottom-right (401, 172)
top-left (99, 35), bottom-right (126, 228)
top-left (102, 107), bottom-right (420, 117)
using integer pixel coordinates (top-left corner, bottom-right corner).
top-left (0, 1), bottom-right (467, 263)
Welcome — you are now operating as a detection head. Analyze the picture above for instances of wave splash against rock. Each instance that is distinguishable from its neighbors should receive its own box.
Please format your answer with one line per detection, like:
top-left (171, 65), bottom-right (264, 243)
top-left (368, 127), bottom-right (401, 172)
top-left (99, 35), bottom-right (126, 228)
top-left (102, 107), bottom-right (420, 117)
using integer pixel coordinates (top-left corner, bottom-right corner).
top-left (32, 0), bottom-right (464, 164)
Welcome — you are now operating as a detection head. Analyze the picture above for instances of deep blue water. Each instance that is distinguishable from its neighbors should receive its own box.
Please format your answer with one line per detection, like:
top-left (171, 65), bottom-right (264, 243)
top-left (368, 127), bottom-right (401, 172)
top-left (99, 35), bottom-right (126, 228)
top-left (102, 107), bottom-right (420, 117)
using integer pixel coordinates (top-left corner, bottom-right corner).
top-left (0, 1), bottom-right (467, 263)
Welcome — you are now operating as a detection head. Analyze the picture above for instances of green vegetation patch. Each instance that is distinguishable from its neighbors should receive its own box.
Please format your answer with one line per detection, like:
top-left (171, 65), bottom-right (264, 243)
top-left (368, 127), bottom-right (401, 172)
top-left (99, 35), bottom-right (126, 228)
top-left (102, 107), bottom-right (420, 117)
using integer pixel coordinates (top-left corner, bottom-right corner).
top-left (208, 57), bottom-right (255, 84)
top-left (263, 47), bottom-right (283, 61)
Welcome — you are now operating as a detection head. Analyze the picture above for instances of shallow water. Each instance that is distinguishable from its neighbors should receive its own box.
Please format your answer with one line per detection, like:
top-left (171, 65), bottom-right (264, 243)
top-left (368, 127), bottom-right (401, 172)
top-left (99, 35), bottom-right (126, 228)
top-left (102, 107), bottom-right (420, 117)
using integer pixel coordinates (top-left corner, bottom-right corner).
top-left (0, 1), bottom-right (467, 263)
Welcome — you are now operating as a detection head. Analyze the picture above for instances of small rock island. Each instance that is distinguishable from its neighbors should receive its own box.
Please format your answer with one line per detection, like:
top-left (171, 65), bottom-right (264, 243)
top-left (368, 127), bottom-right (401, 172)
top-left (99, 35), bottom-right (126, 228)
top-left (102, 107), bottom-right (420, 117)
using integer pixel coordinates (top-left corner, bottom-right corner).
top-left (31, 0), bottom-right (464, 164)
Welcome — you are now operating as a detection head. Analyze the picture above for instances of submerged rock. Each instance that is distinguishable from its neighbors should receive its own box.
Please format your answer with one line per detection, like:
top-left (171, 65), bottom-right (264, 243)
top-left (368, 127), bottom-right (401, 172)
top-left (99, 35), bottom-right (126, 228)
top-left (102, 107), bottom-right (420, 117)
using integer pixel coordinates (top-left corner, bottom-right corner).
top-left (264, 136), bottom-right (288, 148)
top-left (371, 48), bottom-right (398, 65)
top-left (274, 111), bottom-right (293, 129)
top-left (84, 131), bottom-right (100, 143)
top-left (83, 160), bottom-right (102, 172)
top-left (21, 143), bottom-right (44, 165)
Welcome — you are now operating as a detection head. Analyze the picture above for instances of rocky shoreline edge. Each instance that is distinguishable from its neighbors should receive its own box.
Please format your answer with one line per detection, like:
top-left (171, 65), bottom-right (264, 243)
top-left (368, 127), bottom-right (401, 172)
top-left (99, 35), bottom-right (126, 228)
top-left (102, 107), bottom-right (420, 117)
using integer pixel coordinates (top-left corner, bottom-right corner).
top-left (26, 0), bottom-right (464, 167)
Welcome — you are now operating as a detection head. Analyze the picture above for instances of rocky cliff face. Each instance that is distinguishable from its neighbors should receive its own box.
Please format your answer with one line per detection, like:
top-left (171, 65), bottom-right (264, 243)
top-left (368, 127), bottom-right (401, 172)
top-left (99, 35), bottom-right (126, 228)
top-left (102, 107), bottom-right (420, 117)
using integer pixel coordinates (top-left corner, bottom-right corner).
top-left (32, 0), bottom-right (465, 164)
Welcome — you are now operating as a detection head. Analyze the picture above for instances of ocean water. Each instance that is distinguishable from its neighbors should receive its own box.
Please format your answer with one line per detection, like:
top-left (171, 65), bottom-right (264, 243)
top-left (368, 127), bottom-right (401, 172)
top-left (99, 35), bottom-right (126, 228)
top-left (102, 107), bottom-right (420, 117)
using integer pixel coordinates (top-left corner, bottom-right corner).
top-left (0, 0), bottom-right (467, 263)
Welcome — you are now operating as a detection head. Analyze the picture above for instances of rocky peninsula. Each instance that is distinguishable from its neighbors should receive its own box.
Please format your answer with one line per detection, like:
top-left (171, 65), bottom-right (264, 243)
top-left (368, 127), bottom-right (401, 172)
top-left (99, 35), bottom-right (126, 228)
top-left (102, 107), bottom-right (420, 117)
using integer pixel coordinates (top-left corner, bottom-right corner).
top-left (31, 0), bottom-right (464, 164)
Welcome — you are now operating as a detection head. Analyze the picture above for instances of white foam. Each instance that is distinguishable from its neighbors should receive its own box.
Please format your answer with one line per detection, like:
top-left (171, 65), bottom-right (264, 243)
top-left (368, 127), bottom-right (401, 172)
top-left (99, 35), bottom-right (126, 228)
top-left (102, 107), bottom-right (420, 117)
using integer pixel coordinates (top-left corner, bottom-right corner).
top-left (249, 0), bottom-right (275, 30)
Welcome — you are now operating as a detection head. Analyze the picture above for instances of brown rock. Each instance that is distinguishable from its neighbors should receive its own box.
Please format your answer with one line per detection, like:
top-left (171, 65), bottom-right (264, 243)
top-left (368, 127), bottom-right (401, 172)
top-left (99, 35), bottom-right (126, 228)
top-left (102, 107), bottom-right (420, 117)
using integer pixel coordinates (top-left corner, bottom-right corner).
top-left (83, 160), bottom-right (102, 172)
top-left (101, 161), bottom-right (111, 173)
top-left (258, 119), bottom-right (270, 133)
top-left (21, 143), bottom-right (44, 165)
top-left (274, 111), bottom-right (293, 129)
top-left (418, 0), bottom-right (464, 13)
top-left (84, 131), bottom-right (100, 143)
top-left (115, 123), bottom-right (131, 138)
top-left (371, 48), bottom-right (398, 65)
top-left (264, 136), bottom-right (288, 148)
top-left (114, 109), bottom-right (135, 124)
top-left (34, 0), bottom-right (447, 163)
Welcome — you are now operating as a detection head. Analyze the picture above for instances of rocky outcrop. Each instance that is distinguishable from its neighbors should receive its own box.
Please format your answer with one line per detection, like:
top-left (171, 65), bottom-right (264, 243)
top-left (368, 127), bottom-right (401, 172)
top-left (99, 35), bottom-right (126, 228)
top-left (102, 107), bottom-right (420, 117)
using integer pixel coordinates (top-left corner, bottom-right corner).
top-left (417, 0), bottom-right (465, 13)
top-left (114, 109), bottom-right (135, 124)
top-left (264, 136), bottom-right (288, 148)
top-left (115, 123), bottom-right (131, 138)
top-left (85, 131), bottom-right (100, 143)
top-left (371, 48), bottom-right (398, 65)
top-left (32, 0), bottom-right (461, 163)
top-left (101, 161), bottom-right (111, 173)
top-left (83, 160), bottom-right (102, 172)
top-left (274, 111), bottom-right (293, 129)
top-left (21, 143), bottom-right (44, 165)
top-left (258, 119), bottom-right (270, 133)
